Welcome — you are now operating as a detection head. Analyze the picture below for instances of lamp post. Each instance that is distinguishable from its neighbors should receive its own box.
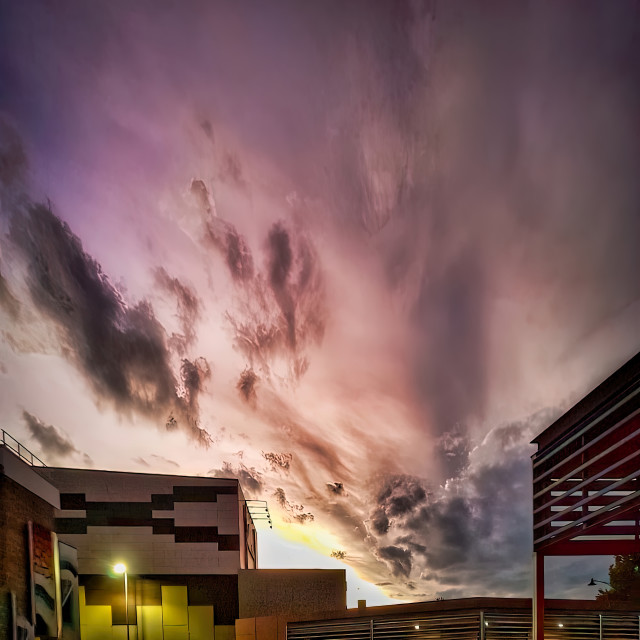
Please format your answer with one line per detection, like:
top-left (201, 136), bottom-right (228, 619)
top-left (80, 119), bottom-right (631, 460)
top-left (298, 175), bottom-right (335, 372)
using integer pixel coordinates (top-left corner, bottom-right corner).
top-left (114, 563), bottom-right (129, 640)
top-left (588, 578), bottom-right (611, 587)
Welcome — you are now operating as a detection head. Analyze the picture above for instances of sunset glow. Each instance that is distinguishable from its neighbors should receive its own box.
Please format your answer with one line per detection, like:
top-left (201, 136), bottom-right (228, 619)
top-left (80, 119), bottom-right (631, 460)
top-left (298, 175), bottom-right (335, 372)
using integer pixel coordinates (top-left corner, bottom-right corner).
top-left (1, 0), bottom-right (639, 603)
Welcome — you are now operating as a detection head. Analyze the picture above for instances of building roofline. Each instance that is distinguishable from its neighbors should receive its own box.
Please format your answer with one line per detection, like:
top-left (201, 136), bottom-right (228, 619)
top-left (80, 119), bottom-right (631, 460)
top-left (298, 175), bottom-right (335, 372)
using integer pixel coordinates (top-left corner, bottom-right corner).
top-left (36, 465), bottom-right (240, 484)
top-left (531, 351), bottom-right (640, 452)
top-left (288, 597), bottom-right (640, 624)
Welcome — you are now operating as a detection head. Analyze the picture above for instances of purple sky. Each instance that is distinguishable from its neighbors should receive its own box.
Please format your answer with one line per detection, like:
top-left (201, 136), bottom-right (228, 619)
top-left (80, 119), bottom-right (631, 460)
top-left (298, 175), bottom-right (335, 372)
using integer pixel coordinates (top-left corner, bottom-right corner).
top-left (1, 0), bottom-right (639, 603)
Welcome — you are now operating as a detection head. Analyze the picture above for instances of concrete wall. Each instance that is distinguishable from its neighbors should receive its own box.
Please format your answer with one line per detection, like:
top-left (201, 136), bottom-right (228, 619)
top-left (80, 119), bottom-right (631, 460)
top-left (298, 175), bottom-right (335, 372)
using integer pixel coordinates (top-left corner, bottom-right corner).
top-left (37, 468), bottom-right (248, 575)
top-left (0, 449), bottom-right (59, 638)
top-left (238, 569), bottom-right (346, 619)
top-left (236, 615), bottom-right (286, 640)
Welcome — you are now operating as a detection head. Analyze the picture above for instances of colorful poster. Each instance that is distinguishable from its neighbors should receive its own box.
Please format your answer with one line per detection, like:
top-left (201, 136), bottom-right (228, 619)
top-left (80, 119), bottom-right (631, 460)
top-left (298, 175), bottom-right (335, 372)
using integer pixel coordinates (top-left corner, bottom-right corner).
top-left (57, 542), bottom-right (80, 640)
top-left (29, 522), bottom-right (58, 639)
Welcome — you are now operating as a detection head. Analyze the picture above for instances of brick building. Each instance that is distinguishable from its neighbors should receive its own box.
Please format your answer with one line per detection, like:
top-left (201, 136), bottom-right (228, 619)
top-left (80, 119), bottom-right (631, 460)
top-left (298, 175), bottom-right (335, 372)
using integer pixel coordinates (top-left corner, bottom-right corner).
top-left (0, 441), bottom-right (60, 639)
top-left (1, 440), bottom-right (347, 640)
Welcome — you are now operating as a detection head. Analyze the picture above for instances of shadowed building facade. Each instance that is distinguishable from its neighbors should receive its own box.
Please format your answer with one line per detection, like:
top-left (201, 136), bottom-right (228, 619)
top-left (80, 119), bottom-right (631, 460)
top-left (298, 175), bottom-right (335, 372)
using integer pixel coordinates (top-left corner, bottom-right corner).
top-left (1, 442), bottom-right (347, 640)
top-left (531, 351), bottom-right (640, 639)
top-left (33, 467), bottom-right (258, 640)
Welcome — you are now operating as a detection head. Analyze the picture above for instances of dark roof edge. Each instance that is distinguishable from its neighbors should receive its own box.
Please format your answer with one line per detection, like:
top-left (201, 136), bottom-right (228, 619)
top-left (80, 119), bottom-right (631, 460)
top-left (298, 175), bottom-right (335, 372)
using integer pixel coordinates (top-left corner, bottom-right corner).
top-left (35, 465), bottom-right (239, 484)
top-left (287, 597), bottom-right (640, 623)
top-left (531, 351), bottom-right (640, 452)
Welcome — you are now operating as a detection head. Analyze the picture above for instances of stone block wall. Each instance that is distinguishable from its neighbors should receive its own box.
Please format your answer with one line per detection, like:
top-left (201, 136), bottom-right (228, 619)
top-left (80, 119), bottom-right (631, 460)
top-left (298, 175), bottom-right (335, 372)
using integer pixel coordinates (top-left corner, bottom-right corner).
top-left (238, 569), bottom-right (346, 619)
top-left (0, 472), bottom-right (56, 637)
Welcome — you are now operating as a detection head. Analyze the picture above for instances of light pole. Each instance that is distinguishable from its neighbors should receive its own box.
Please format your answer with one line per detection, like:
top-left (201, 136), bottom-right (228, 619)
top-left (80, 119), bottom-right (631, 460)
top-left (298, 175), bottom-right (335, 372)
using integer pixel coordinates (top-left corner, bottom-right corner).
top-left (114, 563), bottom-right (129, 640)
top-left (588, 578), bottom-right (611, 587)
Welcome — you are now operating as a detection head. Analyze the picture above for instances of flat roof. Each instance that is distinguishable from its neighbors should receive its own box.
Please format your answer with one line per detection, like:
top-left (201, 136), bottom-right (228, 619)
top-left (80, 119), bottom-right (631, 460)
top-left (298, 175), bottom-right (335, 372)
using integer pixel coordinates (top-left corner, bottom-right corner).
top-left (289, 597), bottom-right (640, 623)
top-left (36, 465), bottom-right (239, 484)
top-left (531, 351), bottom-right (640, 452)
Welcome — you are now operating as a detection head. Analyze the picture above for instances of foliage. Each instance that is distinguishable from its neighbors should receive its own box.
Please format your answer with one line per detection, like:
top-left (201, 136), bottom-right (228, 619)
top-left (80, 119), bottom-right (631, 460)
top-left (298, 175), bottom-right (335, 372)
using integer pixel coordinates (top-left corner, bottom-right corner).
top-left (595, 554), bottom-right (640, 606)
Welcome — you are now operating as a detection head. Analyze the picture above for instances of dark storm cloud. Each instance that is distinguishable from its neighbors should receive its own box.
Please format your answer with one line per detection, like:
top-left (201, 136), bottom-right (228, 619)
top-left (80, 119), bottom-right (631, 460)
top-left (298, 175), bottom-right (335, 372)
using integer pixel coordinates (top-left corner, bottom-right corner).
top-left (195, 179), bottom-right (325, 381)
top-left (193, 178), bottom-right (255, 282)
top-left (154, 267), bottom-right (200, 354)
top-left (190, 179), bottom-right (212, 215)
top-left (326, 482), bottom-right (344, 496)
top-left (205, 217), bottom-right (255, 283)
top-left (376, 475), bottom-right (429, 518)
top-left (262, 451), bottom-right (292, 472)
top-left (366, 410), bottom-right (554, 595)
top-left (434, 427), bottom-right (472, 479)
top-left (7, 202), bottom-right (211, 445)
top-left (267, 222), bottom-right (296, 347)
top-left (378, 545), bottom-right (412, 578)
top-left (371, 507), bottom-right (390, 536)
top-left (22, 410), bottom-right (91, 464)
top-left (224, 220), bottom-right (326, 382)
top-left (237, 368), bottom-right (258, 403)
top-left (180, 357), bottom-right (211, 414)
top-left (273, 487), bottom-right (314, 524)
top-left (212, 461), bottom-right (263, 496)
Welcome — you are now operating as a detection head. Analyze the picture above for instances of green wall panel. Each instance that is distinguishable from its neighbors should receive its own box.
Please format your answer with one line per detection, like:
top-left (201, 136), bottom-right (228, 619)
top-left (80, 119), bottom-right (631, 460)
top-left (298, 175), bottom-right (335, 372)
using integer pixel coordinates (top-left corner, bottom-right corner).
top-left (112, 626), bottom-right (138, 640)
top-left (188, 606), bottom-right (214, 640)
top-left (161, 586), bottom-right (188, 626)
top-left (84, 624), bottom-right (113, 640)
top-left (163, 627), bottom-right (189, 640)
top-left (137, 605), bottom-right (163, 640)
top-left (83, 606), bottom-right (112, 628)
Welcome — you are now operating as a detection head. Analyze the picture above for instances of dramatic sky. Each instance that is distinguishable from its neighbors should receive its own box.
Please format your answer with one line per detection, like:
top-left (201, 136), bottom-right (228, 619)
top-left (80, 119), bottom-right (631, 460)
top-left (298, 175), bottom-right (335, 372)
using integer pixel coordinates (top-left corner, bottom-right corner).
top-left (1, 0), bottom-right (639, 605)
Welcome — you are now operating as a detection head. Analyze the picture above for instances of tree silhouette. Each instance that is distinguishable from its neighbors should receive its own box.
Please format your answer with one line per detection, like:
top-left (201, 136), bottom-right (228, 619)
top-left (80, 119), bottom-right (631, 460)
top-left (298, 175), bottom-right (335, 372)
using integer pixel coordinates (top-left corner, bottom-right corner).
top-left (596, 554), bottom-right (640, 606)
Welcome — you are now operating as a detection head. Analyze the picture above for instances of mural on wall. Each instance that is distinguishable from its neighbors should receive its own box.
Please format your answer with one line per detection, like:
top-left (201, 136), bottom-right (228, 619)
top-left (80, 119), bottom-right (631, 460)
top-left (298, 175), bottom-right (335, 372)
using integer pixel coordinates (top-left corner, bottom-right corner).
top-left (57, 542), bottom-right (80, 640)
top-left (29, 522), bottom-right (58, 639)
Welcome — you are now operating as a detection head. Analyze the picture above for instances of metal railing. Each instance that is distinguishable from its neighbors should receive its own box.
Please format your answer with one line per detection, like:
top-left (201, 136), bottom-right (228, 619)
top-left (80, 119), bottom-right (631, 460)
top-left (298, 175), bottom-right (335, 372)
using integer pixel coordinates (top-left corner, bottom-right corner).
top-left (1, 429), bottom-right (46, 466)
top-left (288, 611), bottom-right (640, 640)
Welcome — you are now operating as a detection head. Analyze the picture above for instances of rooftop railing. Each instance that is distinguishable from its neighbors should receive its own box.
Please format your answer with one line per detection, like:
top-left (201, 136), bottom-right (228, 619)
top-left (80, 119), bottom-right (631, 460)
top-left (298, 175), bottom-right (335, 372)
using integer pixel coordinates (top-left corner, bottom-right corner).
top-left (1, 429), bottom-right (46, 466)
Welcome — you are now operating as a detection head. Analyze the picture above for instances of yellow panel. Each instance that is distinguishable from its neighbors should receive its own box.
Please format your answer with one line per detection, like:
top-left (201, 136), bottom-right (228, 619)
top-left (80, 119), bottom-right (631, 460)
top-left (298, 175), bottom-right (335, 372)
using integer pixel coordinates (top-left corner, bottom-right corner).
top-left (112, 626), bottom-right (138, 640)
top-left (161, 586), bottom-right (188, 626)
top-left (215, 624), bottom-right (236, 640)
top-left (137, 605), bottom-right (163, 640)
top-left (84, 625), bottom-right (113, 640)
top-left (188, 606), bottom-right (214, 640)
top-left (163, 627), bottom-right (189, 640)
top-left (83, 605), bottom-right (112, 627)
top-left (79, 589), bottom-right (87, 631)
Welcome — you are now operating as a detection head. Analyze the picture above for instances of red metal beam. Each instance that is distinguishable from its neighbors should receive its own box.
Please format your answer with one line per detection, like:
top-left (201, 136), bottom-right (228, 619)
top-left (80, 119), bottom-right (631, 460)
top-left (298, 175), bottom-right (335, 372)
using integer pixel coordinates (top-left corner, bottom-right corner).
top-left (535, 538), bottom-right (640, 556)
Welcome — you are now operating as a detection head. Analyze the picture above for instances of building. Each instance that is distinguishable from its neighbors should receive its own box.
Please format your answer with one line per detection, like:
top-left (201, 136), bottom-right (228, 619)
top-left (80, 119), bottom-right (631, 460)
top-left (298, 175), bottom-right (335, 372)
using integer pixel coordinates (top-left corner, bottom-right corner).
top-left (282, 597), bottom-right (640, 640)
top-left (0, 435), bottom-right (61, 640)
top-left (33, 466), bottom-right (260, 640)
top-left (0, 435), bottom-right (346, 640)
top-left (531, 351), bottom-right (640, 639)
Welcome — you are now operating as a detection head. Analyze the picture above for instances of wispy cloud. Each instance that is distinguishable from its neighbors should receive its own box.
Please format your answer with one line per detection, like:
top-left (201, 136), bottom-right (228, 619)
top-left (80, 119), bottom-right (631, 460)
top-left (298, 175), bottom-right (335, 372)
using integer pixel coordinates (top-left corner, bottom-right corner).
top-left (2, 173), bottom-right (212, 445)
top-left (22, 410), bottom-right (92, 466)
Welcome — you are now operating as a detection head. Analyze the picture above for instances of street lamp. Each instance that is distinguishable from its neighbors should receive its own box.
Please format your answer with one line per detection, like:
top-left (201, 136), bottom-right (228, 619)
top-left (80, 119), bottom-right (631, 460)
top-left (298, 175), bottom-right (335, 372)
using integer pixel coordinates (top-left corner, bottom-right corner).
top-left (588, 578), bottom-right (611, 587)
top-left (114, 563), bottom-right (129, 640)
